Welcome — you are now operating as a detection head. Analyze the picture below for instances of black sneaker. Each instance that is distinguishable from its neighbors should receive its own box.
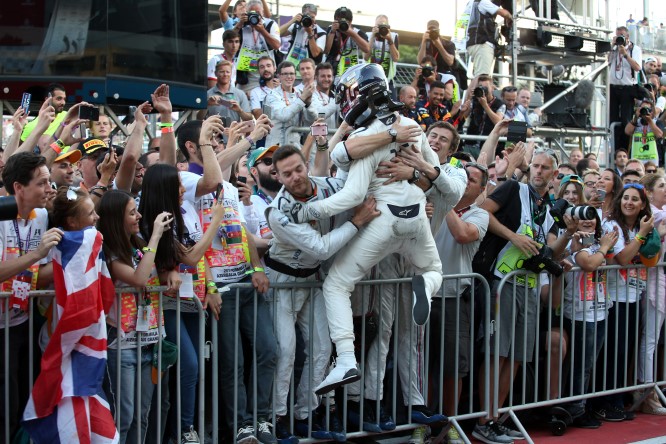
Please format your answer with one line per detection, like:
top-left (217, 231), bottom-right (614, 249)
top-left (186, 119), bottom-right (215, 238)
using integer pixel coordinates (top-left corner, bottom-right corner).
top-left (412, 275), bottom-right (431, 325)
top-left (275, 417), bottom-right (300, 444)
top-left (411, 405), bottom-right (448, 427)
top-left (256, 420), bottom-right (278, 444)
top-left (573, 412), bottom-right (602, 429)
top-left (592, 405), bottom-right (625, 422)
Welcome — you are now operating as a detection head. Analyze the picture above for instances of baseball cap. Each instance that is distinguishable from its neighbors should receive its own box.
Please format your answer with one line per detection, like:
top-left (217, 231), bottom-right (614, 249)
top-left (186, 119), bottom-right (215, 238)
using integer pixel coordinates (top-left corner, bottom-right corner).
top-left (78, 138), bottom-right (108, 158)
top-left (54, 148), bottom-right (82, 164)
top-left (645, 56), bottom-right (658, 63)
top-left (247, 145), bottom-right (278, 169)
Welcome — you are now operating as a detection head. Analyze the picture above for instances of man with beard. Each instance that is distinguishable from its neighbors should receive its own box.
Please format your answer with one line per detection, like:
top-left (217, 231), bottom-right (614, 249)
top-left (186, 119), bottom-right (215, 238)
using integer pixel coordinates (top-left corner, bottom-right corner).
top-left (49, 149), bottom-right (82, 188)
top-left (310, 62), bottom-right (337, 128)
top-left (415, 80), bottom-right (453, 130)
top-left (245, 145), bottom-right (282, 239)
top-left (250, 56), bottom-right (281, 119)
top-left (21, 83), bottom-right (68, 142)
top-left (398, 86), bottom-right (425, 130)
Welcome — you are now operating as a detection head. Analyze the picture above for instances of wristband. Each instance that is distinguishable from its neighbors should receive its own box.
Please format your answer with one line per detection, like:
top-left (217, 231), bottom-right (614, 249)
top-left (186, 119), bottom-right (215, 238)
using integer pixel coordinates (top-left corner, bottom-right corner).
top-left (94, 183), bottom-right (109, 191)
top-left (54, 139), bottom-right (65, 149)
top-left (316, 142), bottom-right (329, 151)
top-left (159, 122), bottom-right (174, 128)
top-left (207, 287), bottom-right (219, 295)
top-left (245, 267), bottom-right (265, 275)
top-left (200, 143), bottom-right (213, 147)
top-left (50, 142), bottom-right (63, 155)
top-left (161, 127), bottom-right (174, 134)
top-left (90, 190), bottom-right (103, 198)
top-left (245, 135), bottom-right (255, 147)
top-left (497, 176), bottom-right (507, 182)
top-left (142, 247), bottom-right (157, 253)
top-left (207, 281), bottom-right (217, 289)
top-left (635, 234), bottom-right (647, 244)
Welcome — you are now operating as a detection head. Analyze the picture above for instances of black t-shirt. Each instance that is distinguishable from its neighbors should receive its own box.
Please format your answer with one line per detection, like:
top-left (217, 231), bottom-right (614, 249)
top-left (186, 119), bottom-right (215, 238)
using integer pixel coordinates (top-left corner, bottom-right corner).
top-left (325, 27), bottom-right (369, 69)
top-left (467, 96), bottom-right (504, 138)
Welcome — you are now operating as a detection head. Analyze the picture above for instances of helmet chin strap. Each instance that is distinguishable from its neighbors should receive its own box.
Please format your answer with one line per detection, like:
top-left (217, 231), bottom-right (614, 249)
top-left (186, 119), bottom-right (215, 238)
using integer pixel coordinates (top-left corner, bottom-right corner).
top-left (348, 90), bottom-right (404, 128)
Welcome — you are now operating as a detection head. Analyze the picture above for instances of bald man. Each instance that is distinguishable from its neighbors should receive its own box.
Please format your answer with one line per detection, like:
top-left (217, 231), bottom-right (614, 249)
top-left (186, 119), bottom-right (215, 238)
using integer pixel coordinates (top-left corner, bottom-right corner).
top-left (399, 86), bottom-right (425, 130)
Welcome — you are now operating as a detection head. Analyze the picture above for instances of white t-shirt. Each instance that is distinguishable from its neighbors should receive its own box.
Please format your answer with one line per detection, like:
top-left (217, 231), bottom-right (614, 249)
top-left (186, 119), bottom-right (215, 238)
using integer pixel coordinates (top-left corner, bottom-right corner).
top-left (602, 220), bottom-right (644, 303)
top-left (0, 209), bottom-right (50, 329)
top-left (562, 243), bottom-right (611, 322)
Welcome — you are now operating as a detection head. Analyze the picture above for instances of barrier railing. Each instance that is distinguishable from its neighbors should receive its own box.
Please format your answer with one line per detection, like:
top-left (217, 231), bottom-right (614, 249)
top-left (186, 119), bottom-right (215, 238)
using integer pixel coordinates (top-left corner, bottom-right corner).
top-left (3, 263), bottom-right (666, 443)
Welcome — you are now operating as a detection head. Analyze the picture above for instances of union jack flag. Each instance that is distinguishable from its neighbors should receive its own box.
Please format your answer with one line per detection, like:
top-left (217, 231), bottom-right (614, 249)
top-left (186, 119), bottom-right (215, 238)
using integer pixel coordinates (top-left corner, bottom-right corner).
top-left (22, 227), bottom-right (118, 443)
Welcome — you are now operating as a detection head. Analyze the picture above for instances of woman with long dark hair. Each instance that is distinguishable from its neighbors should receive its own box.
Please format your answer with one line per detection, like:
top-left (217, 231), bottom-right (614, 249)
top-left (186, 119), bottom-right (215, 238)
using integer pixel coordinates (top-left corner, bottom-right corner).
top-left (138, 163), bottom-right (224, 443)
top-left (591, 184), bottom-right (654, 421)
top-left (97, 189), bottom-right (172, 444)
top-left (595, 168), bottom-right (623, 219)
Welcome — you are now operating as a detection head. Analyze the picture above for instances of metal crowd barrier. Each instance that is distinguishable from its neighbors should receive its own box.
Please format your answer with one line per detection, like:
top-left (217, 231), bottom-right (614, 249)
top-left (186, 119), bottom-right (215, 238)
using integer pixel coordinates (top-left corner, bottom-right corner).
top-left (3, 263), bottom-right (666, 443)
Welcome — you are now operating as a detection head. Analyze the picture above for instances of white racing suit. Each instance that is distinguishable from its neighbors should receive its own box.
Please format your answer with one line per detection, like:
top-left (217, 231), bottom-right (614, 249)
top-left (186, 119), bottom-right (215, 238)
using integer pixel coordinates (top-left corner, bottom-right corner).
top-left (355, 161), bottom-right (467, 405)
top-left (265, 176), bottom-right (356, 419)
top-left (281, 114), bottom-right (459, 360)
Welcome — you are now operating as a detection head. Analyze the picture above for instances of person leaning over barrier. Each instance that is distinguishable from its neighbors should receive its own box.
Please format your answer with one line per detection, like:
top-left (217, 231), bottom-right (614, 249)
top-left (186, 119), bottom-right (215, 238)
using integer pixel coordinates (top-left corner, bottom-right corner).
top-left (0, 152), bottom-right (62, 440)
top-left (266, 144), bottom-right (380, 441)
top-left (472, 148), bottom-right (561, 444)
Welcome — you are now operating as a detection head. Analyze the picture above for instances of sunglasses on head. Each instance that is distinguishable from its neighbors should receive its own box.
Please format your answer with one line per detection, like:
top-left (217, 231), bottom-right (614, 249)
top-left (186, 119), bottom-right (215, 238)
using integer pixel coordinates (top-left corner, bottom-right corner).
top-left (66, 188), bottom-right (79, 201)
top-left (502, 86), bottom-right (517, 93)
top-left (624, 183), bottom-right (645, 190)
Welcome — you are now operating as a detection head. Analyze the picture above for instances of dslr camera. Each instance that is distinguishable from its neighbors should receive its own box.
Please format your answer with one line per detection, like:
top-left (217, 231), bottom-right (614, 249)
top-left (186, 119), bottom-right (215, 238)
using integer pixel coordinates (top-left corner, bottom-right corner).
top-left (0, 196), bottom-right (18, 222)
top-left (429, 28), bottom-right (440, 40)
top-left (615, 35), bottom-right (626, 46)
top-left (247, 11), bottom-right (261, 26)
top-left (338, 19), bottom-right (350, 32)
top-left (377, 24), bottom-right (390, 38)
top-left (640, 106), bottom-right (651, 117)
top-left (518, 245), bottom-right (564, 277)
top-left (300, 14), bottom-right (313, 28)
top-left (421, 66), bottom-right (434, 79)
top-left (473, 86), bottom-right (488, 99)
top-left (549, 198), bottom-right (596, 229)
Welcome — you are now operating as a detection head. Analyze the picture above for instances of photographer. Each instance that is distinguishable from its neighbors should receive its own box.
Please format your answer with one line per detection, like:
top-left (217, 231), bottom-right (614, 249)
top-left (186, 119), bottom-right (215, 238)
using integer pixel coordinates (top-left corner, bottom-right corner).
top-left (472, 148), bottom-right (559, 443)
top-left (232, 0), bottom-right (281, 93)
top-left (464, 0), bottom-right (513, 77)
top-left (625, 99), bottom-right (663, 164)
top-left (609, 26), bottom-right (642, 151)
top-left (366, 15), bottom-right (400, 92)
top-left (324, 6), bottom-right (370, 78)
top-left (417, 20), bottom-right (466, 89)
top-left (280, 3), bottom-right (326, 67)
top-left (461, 75), bottom-right (505, 158)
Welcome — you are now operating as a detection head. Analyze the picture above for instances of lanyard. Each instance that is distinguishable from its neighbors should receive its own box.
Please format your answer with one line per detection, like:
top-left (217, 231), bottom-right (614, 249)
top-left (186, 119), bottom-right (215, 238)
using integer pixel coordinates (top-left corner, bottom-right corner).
top-left (317, 90), bottom-right (330, 106)
top-left (373, 39), bottom-right (387, 64)
top-left (283, 88), bottom-right (292, 106)
top-left (12, 220), bottom-right (32, 256)
top-left (256, 188), bottom-right (273, 205)
top-left (455, 205), bottom-right (471, 218)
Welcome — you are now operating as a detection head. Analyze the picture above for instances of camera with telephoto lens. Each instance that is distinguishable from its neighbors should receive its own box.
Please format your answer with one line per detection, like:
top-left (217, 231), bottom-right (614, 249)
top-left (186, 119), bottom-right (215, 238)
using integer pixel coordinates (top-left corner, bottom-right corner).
top-left (473, 86), bottom-right (488, 98)
top-left (247, 11), bottom-right (261, 26)
top-left (421, 66), bottom-right (433, 79)
top-left (640, 106), bottom-right (651, 117)
top-left (377, 24), bottom-right (390, 38)
top-left (338, 19), bottom-right (350, 32)
top-left (549, 198), bottom-right (596, 229)
top-left (518, 245), bottom-right (564, 277)
top-left (301, 14), bottom-right (313, 28)
top-left (0, 196), bottom-right (19, 222)
top-left (615, 35), bottom-right (626, 46)
top-left (429, 28), bottom-right (440, 40)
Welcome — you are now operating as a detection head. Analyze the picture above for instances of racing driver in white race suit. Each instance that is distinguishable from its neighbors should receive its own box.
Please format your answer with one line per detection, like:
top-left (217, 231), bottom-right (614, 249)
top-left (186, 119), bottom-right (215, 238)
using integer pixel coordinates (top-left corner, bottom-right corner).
top-left (281, 63), bottom-right (467, 395)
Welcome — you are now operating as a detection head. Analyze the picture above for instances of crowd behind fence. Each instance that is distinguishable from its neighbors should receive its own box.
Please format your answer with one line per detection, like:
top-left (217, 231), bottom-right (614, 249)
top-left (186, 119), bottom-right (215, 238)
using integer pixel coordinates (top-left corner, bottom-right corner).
top-left (3, 262), bottom-right (666, 443)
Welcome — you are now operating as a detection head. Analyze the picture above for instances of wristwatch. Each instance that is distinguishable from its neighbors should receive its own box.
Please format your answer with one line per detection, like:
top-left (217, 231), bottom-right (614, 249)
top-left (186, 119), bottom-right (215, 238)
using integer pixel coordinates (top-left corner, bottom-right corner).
top-left (388, 128), bottom-right (398, 143)
top-left (408, 169), bottom-right (421, 184)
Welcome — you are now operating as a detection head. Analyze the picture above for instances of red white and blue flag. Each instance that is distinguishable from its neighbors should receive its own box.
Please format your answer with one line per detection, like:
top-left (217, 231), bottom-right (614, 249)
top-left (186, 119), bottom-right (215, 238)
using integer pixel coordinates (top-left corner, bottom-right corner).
top-left (22, 227), bottom-right (118, 443)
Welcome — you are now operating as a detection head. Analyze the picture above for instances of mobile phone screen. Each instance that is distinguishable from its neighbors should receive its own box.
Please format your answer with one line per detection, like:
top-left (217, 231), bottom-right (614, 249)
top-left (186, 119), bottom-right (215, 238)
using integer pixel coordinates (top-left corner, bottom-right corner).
top-left (21, 93), bottom-right (31, 111)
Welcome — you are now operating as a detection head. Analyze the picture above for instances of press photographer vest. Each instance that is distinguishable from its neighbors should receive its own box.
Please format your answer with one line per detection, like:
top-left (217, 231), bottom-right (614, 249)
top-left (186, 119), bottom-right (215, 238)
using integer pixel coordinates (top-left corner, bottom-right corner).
top-left (237, 20), bottom-right (277, 72)
top-left (493, 183), bottom-right (554, 288)
top-left (466, 0), bottom-right (497, 48)
top-left (331, 29), bottom-right (364, 78)
top-left (630, 127), bottom-right (658, 163)
top-left (286, 24), bottom-right (326, 71)
top-left (368, 32), bottom-right (398, 81)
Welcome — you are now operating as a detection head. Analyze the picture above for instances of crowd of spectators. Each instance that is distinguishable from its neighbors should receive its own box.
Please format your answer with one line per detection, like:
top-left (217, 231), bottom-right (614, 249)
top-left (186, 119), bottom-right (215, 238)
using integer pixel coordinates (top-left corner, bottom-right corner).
top-left (2, 2), bottom-right (666, 444)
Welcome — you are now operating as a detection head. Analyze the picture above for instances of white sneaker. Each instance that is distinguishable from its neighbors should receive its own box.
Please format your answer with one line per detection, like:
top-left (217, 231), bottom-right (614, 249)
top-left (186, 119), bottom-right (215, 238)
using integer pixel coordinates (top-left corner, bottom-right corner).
top-left (315, 362), bottom-right (360, 395)
top-left (412, 275), bottom-right (430, 325)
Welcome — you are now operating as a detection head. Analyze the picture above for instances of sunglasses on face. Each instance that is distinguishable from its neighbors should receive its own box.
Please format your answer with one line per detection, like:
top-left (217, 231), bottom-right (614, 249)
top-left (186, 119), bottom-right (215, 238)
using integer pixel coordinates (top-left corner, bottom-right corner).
top-left (256, 158), bottom-right (273, 166)
top-left (646, 169), bottom-right (657, 174)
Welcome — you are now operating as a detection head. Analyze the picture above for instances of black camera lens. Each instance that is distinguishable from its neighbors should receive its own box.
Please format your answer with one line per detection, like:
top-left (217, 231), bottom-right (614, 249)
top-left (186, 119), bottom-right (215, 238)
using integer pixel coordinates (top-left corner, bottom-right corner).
top-left (615, 35), bottom-right (625, 46)
top-left (640, 106), bottom-right (651, 117)
top-left (378, 25), bottom-right (389, 37)
top-left (339, 19), bottom-right (349, 32)
top-left (421, 66), bottom-right (433, 78)
top-left (247, 11), bottom-right (261, 26)
top-left (301, 14), bottom-right (313, 28)
top-left (473, 86), bottom-right (487, 98)
top-left (429, 29), bottom-right (440, 40)
top-left (0, 196), bottom-right (18, 222)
